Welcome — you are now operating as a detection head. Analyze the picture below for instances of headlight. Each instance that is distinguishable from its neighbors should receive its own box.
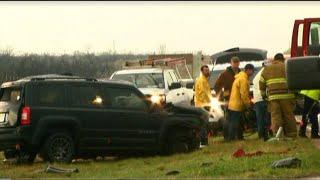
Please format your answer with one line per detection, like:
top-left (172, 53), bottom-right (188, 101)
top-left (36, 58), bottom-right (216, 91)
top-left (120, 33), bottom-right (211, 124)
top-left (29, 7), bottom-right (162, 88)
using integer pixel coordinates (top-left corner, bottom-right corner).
top-left (150, 94), bottom-right (166, 104)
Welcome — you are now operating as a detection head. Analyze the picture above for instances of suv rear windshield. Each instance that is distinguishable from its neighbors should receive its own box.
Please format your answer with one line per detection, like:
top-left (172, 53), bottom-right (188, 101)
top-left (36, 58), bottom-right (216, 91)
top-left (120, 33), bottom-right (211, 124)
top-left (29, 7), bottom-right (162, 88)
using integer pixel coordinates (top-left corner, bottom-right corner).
top-left (0, 87), bottom-right (22, 104)
top-left (112, 73), bottom-right (165, 88)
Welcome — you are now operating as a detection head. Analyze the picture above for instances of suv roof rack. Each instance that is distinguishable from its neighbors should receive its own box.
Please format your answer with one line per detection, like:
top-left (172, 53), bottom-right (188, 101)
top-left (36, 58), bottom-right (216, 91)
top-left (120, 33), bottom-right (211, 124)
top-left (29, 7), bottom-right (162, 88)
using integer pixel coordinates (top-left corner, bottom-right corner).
top-left (30, 76), bottom-right (97, 82)
top-left (11, 74), bottom-right (96, 82)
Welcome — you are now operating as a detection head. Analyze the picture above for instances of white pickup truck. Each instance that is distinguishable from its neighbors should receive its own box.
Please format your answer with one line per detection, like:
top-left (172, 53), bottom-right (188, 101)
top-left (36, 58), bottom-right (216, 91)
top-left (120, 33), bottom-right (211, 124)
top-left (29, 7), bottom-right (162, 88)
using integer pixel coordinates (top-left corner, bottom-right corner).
top-left (109, 68), bottom-right (194, 106)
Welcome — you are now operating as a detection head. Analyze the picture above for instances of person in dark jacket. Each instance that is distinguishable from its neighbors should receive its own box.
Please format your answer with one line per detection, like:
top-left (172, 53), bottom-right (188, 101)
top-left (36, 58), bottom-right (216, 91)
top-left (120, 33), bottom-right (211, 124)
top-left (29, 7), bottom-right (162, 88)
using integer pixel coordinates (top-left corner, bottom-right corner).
top-left (214, 56), bottom-right (241, 101)
top-left (213, 56), bottom-right (241, 140)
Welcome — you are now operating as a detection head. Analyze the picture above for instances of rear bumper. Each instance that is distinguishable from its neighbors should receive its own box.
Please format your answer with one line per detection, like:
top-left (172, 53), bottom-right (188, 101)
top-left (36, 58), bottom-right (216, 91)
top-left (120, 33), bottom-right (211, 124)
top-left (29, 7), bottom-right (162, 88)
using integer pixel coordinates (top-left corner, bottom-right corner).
top-left (0, 128), bottom-right (21, 151)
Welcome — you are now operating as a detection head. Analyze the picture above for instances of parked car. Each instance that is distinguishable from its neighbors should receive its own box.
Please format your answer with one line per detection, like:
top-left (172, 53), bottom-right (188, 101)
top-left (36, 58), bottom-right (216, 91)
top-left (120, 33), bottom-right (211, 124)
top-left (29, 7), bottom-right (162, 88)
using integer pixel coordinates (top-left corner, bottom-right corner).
top-left (109, 68), bottom-right (194, 106)
top-left (0, 74), bottom-right (208, 163)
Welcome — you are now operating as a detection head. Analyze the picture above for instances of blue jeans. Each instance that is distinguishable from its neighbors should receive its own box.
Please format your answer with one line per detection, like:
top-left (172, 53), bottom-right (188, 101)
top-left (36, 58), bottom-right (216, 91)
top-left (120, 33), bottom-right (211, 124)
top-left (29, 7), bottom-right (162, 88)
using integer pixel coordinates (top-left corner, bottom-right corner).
top-left (254, 101), bottom-right (269, 139)
top-left (227, 110), bottom-right (243, 140)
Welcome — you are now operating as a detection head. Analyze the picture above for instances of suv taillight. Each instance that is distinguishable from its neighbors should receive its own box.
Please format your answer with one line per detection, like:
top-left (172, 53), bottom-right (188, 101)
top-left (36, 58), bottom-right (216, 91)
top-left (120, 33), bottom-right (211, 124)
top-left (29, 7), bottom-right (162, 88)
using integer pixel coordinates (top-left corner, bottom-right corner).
top-left (21, 106), bottom-right (31, 125)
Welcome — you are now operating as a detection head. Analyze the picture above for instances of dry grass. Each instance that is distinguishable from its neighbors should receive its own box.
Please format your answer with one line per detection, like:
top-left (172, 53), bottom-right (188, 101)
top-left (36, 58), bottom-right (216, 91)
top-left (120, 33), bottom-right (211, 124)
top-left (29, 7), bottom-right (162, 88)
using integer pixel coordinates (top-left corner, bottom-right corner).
top-left (1, 135), bottom-right (320, 179)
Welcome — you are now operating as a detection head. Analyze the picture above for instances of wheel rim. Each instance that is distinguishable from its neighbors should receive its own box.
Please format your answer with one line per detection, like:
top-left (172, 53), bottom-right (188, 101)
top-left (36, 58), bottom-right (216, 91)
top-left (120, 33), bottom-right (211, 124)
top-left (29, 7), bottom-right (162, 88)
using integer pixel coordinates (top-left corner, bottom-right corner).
top-left (49, 136), bottom-right (72, 162)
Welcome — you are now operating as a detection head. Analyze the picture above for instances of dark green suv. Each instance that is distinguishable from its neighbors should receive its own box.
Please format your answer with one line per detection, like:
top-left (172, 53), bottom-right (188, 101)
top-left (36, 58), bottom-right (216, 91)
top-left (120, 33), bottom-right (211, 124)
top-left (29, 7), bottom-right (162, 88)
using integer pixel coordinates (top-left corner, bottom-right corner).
top-left (0, 74), bottom-right (207, 163)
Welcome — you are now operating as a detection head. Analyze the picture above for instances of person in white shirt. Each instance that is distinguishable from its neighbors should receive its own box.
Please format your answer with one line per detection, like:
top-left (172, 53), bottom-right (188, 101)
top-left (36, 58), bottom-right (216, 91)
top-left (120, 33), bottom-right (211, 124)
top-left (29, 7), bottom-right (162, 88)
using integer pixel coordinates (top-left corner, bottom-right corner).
top-left (252, 63), bottom-right (270, 141)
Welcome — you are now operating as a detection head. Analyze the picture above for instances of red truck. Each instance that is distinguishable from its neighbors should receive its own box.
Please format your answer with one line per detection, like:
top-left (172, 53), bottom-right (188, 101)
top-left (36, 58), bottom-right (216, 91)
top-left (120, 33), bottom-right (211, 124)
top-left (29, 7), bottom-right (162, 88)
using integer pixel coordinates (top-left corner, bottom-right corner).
top-left (291, 18), bottom-right (320, 57)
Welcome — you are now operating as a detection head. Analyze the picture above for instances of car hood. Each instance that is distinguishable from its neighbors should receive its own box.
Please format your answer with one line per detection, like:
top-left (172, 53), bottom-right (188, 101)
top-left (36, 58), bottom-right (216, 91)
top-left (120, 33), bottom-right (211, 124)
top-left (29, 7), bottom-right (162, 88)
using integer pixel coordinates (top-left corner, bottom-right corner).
top-left (139, 88), bottom-right (166, 96)
top-left (165, 103), bottom-right (208, 122)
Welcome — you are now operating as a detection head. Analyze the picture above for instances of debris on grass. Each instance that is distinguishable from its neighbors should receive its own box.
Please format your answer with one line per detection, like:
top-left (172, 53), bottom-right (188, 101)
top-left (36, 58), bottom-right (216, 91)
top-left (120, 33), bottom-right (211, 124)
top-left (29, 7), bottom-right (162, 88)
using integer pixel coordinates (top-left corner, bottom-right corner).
top-left (271, 157), bottom-right (301, 169)
top-left (165, 170), bottom-right (180, 176)
top-left (201, 161), bottom-right (213, 167)
top-left (45, 164), bottom-right (79, 173)
top-left (232, 149), bottom-right (264, 158)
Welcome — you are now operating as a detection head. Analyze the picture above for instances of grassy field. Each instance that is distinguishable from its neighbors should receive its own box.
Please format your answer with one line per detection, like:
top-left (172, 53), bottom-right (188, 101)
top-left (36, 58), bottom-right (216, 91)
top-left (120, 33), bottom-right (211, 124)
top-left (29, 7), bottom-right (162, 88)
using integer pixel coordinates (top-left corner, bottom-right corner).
top-left (1, 135), bottom-right (320, 179)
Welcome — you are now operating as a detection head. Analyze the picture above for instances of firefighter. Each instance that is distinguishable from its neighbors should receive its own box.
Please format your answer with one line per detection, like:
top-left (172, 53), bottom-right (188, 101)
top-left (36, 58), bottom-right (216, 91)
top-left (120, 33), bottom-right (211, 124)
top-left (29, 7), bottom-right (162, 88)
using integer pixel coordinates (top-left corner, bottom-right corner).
top-left (194, 65), bottom-right (212, 146)
top-left (259, 53), bottom-right (297, 138)
top-left (227, 64), bottom-right (255, 141)
top-left (299, 90), bottom-right (320, 138)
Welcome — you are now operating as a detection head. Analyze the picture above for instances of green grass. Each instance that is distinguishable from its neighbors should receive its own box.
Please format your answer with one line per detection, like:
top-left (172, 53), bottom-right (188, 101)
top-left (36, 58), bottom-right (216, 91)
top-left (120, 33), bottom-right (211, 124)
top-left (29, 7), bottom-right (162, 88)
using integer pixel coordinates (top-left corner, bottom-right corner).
top-left (1, 135), bottom-right (320, 179)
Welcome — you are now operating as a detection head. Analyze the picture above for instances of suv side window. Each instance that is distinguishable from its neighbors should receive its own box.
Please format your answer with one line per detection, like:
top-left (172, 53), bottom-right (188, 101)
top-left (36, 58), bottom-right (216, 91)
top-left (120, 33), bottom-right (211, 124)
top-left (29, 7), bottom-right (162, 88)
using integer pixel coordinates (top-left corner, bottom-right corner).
top-left (107, 87), bottom-right (148, 111)
top-left (31, 85), bottom-right (65, 107)
top-left (0, 87), bottom-right (21, 104)
top-left (70, 85), bottom-right (107, 108)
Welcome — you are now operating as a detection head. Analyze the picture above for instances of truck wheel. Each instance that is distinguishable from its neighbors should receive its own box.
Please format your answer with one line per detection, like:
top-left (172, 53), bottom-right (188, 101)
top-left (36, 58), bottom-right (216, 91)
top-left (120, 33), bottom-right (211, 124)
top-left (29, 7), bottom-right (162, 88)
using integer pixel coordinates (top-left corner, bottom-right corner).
top-left (43, 132), bottom-right (75, 163)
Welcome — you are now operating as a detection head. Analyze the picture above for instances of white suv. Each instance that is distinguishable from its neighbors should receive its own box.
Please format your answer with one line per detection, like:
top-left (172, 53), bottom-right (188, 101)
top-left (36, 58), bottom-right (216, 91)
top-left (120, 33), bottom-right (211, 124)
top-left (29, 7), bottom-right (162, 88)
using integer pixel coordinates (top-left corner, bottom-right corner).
top-left (109, 68), bottom-right (194, 106)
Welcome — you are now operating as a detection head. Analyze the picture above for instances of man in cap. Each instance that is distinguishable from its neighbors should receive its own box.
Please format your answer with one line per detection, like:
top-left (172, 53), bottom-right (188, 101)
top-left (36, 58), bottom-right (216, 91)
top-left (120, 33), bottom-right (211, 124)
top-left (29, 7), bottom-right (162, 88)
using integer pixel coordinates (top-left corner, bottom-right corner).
top-left (227, 63), bottom-right (255, 140)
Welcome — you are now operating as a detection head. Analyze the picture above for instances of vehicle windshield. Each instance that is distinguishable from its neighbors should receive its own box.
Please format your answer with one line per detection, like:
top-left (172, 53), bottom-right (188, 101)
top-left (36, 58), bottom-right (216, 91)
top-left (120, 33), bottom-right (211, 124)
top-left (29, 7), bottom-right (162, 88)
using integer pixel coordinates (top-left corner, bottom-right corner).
top-left (112, 73), bottom-right (165, 89)
top-left (208, 67), bottom-right (263, 88)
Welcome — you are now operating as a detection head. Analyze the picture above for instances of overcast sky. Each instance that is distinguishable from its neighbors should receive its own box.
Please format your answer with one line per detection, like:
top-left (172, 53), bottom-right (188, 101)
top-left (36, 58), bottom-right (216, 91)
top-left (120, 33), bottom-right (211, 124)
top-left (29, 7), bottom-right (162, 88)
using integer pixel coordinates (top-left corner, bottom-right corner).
top-left (0, 1), bottom-right (319, 57)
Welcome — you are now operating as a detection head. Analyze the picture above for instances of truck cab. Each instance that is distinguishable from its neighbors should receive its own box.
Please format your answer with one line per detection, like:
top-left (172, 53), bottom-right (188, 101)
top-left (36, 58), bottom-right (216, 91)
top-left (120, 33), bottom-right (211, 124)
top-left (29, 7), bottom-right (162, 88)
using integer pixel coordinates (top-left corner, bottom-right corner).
top-left (109, 67), bottom-right (194, 106)
top-left (291, 18), bottom-right (320, 57)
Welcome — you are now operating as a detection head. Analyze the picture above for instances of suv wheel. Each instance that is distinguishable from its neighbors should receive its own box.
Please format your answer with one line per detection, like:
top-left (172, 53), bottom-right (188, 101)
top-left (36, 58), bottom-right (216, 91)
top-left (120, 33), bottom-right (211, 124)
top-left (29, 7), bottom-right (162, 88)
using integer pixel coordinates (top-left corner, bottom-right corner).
top-left (4, 149), bottom-right (36, 164)
top-left (167, 130), bottom-right (191, 154)
top-left (43, 132), bottom-right (75, 163)
top-left (16, 151), bottom-right (37, 164)
top-left (4, 150), bottom-right (16, 159)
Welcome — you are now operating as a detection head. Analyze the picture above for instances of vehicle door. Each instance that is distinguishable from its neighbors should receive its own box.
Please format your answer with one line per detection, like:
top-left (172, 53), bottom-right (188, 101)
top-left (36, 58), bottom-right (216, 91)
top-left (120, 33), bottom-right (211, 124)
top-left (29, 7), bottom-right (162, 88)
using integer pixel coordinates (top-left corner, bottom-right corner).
top-left (68, 83), bottom-right (113, 152)
top-left (70, 83), bottom-right (161, 151)
top-left (168, 70), bottom-right (192, 105)
top-left (303, 18), bottom-right (320, 56)
top-left (105, 86), bottom-right (162, 149)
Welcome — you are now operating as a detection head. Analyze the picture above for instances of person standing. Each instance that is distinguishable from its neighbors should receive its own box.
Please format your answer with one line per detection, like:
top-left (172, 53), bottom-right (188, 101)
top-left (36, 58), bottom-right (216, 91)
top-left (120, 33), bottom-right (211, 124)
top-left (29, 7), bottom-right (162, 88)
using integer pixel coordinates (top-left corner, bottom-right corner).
top-left (299, 90), bottom-right (320, 138)
top-left (259, 53), bottom-right (297, 138)
top-left (195, 65), bottom-right (212, 108)
top-left (214, 56), bottom-right (241, 101)
top-left (227, 64), bottom-right (255, 141)
top-left (195, 65), bottom-right (212, 145)
top-left (252, 63), bottom-right (269, 141)
top-left (214, 56), bottom-right (241, 139)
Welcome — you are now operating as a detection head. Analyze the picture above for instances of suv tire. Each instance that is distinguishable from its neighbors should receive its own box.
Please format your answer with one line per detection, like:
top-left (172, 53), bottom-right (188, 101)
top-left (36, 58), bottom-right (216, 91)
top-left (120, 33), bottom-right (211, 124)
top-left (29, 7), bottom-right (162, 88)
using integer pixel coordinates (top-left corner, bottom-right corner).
top-left (167, 129), bottom-right (192, 154)
top-left (43, 132), bottom-right (75, 163)
top-left (16, 151), bottom-right (37, 164)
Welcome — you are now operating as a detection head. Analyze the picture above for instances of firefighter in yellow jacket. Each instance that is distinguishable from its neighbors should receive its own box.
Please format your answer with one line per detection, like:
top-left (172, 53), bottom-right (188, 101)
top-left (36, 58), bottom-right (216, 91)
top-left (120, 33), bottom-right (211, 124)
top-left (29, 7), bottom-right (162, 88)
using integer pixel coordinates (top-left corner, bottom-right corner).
top-left (195, 65), bottom-right (212, 107)
top-left (259, 53), bottom-right (297, 138)
top-left (227, 64), bottom-right (255, 140)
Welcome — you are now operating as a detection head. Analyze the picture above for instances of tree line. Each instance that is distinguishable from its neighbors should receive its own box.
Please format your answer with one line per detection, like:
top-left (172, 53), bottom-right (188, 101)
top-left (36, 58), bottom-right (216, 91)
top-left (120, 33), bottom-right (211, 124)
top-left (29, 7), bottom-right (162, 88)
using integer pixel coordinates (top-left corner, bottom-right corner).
top-left (0, 51), bottom-right (147, 84)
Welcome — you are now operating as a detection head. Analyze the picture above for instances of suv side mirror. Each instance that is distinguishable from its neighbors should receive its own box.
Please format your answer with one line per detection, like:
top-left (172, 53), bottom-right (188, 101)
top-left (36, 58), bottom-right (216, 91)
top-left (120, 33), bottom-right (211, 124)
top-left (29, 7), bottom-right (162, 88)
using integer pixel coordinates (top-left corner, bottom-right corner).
top-left (186, 81), bottom-right (194, 89)
top-left (169, 82), bottom-right (182, 90)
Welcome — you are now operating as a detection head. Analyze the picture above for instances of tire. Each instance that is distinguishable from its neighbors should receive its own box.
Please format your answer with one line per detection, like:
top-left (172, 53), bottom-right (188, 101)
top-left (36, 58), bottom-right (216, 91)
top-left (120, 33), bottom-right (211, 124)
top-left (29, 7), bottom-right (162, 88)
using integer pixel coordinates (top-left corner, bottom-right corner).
top-left (4, 149), bottom-right (36, 164)
top-left (189, 134), bottom-right (200, 151)
top-left (167, 129), bottom-right (192, 154)
top-left (4, 150), bottom-right (17, 159)
top-left (42, 132), bottom-right (75, 163)
top-left (16, 151), bottom-right (37, 164)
